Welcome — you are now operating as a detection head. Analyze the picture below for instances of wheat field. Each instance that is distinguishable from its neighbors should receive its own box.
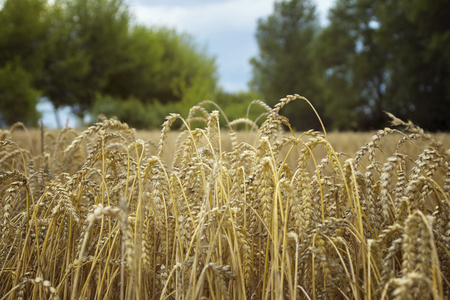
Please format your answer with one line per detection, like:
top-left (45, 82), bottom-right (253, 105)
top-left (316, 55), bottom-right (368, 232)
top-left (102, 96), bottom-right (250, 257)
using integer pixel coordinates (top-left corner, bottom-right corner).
top-left (1, 95), bottom-right (449, 299)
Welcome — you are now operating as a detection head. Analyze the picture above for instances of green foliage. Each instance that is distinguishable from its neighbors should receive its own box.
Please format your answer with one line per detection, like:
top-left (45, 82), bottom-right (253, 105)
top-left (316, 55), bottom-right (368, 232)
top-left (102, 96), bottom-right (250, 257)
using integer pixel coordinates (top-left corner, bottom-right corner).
top-left (0, 63), bottom-right (40, 126)
top-left (39, 0), bottom-right (131, 121)
top-left (105, 26), bottom-right (218, 106)
top-left (92, 95), bottom-right (152, 129)
top-left (375, 0), bottom-right (450, 131)
top-left (252, 0), bottom-right (450, 131)
top-left (314, 0), bottom-right (386, 130)
top-left (250, 0), bottom-right (327, 131)
top-left (0, 0), bottom-right (218, 128)
top-left (149, 27), bottom-right (218, 106)
top-left (316, 0), bottom-right (450, 130)
top-left (1, 0), bottom-right (447, 131)
top-left (44, 0), bottom-right (218, 124)
top-left (35, 1), bottom-right (90, 126)
top-left (92, 90), bottom-right (267, 130)
top-left (101, 25), bottom-right (165, 102)
top-left (0, 0), bottom-right (49, 74)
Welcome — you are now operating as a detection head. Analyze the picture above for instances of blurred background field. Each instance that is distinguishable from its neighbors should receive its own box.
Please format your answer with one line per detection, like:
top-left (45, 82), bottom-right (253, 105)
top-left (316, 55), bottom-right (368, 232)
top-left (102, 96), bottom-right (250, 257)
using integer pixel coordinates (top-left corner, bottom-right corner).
top-left (7, 125), bottom-right (450, 171)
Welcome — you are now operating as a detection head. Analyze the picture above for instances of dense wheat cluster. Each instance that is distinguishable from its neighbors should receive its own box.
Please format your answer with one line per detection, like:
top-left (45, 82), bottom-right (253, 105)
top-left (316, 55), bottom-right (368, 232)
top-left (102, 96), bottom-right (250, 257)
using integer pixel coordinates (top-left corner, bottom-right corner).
top-left (1, 95), bottom-right (449, 299)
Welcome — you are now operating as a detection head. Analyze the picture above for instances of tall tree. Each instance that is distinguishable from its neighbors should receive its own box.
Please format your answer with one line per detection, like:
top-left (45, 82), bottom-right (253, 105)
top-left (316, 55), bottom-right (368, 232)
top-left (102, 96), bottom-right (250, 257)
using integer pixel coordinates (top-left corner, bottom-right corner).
top-left (376, 0), bottom-right (450, 130)
top-left (42, 1), bottom-right (217, 126)
top-left (35, 2), bottom-right (90, 127)
top-left (250, 0), bottom-right (324, 130)
top-left (39, 0), bottom-right (131, 123)
top-left (0, 0), bottom-right (49, 126)
top-left (316, 0), bottom-right (450, 130)
top-left (0, 0), bottom-right (219, 128)
top-left (314, 0), bottom-right (388, 130)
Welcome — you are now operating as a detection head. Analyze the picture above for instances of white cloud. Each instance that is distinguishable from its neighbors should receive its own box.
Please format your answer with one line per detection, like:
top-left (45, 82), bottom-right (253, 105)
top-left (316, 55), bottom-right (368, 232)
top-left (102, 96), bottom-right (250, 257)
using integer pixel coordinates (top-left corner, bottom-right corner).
top-left (131, 0), bottom-right (274, 37)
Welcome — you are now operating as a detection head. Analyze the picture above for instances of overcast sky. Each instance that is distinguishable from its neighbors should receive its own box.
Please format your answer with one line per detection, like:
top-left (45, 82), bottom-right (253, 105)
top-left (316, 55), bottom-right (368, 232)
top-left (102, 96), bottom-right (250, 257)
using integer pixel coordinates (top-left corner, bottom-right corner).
top-left (128, 0), bottom-right (335, 92)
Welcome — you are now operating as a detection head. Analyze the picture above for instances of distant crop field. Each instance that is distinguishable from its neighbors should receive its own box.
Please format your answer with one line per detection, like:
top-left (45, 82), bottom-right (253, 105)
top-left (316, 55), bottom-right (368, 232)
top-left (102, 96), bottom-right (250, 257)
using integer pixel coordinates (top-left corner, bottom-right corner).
top-left (1, 95), bottom-right (449, 299)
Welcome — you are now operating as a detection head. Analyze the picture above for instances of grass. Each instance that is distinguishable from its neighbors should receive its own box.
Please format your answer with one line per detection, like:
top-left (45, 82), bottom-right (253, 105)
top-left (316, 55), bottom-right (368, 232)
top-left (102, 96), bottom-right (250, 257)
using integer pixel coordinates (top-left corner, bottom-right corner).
top-left (1, 95), bottom-right (449, 299)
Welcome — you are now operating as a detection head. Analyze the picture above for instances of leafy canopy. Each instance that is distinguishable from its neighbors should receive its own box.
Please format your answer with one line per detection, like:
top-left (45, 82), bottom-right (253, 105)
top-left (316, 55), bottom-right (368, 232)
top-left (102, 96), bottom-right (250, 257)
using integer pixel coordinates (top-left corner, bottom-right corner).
top-left (0, 0), bottom-right (219, 128)
top-left (251, 0), bottom-right (450, 131)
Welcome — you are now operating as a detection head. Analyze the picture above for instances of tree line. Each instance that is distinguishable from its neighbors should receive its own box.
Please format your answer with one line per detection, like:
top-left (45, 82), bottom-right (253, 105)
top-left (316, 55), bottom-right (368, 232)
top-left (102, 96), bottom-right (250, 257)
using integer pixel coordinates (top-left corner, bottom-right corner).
top-left (251, 0), bottom-right (450, 131)
top-left (0, 0), bottom-right (449, 131)
top-left (0, 0), bottom-right (221, 128)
